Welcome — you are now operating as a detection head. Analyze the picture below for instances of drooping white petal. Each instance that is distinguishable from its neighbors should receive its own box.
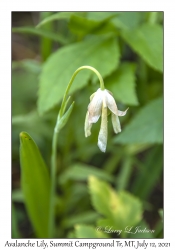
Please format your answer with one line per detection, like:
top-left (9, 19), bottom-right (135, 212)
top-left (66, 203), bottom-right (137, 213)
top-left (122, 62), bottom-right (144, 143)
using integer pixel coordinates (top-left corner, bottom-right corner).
top-left (106, 89), bottom-right (113, 96)
top-left (111, 113), bottom-right (121, 134)
top-left (105, 90), bottom-right (118, 115)
top-left (84, 111), bottom-right (92, 137)
top-left (98, 102), bottom-right (108, 152)
top-left (88, 89), bottom-right (103, 123)
top-left (117, 108), bottom-right (129, 116)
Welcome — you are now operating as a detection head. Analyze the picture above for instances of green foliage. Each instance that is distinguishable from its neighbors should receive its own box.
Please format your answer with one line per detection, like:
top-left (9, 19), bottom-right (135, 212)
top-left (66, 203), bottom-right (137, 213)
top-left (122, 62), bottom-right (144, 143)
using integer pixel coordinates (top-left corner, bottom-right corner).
top-left (19, 132), bottom-right (51, 238)
top-left (12, 27), bottom-right (68, 44)
top-left (112, 12), bottom-right (144, 29)
top-left (36, 12), bottom-right (74, 28)
top-left (159, 209), bottom-right (163, 220)
top-left (12, 61), bottom-right (40, 116)
top-left (56, 101), bottom-right (75, 132)
top-left (68, 13), bottom-right (117, 36)
top-left (75, 224), bottom-right (109, 238)
top-left (62, 212), bottom-right (100, 229)
top-left (121, 23), bottom-right (163, 72)
top-left (12, 11), bottom-right (163, 239)
top-left (12, 204), bottom-right (21, 238)
top-left (115, 96), bottom-right (163, 144)
top-left (58, 163), bottom-right (114, 184)
top-left (88, 176), bottom-right (142, 237)
top-left (105, 62), bottom-right (138, 105)
top-left (116, 156), bottom-right (133, 191)
top-left (38, 35), bottom-right (119, 115)
top-left (84, 12), bottom-right (143, 30)
top-left (131, 145), bottom-right (163, 199)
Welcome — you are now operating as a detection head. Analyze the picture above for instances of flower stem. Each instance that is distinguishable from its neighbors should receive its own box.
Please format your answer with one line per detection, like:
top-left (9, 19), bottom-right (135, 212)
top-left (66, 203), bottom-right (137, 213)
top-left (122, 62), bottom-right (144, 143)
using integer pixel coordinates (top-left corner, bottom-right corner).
top-left (48, 127), bottom-right (58, 238)
top-left (59, 66), bottom-right (105, 117)
top-left (48, 65), bottom-right (105, 237)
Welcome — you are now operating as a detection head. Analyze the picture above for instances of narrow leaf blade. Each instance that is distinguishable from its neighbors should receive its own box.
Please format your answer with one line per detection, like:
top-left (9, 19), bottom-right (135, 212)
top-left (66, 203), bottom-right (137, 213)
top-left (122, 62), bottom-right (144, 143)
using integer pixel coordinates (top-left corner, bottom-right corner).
top-left (12, 27), bottom-right (67, 44)
top-left (36, 12), bottom-right (74, 28)
top-left (12, 203), bottom-right (21, 238)
top-left (19, 132), bottom-right (51, 238)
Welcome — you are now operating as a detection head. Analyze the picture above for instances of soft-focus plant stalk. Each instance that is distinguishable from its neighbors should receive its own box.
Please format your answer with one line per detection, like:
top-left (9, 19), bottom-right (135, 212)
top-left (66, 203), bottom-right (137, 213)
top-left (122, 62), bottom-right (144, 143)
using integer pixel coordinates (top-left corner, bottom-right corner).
top-left (40, 12), bottom-right (53, 61)
top-left (48, 65), bottom-right (105, 238)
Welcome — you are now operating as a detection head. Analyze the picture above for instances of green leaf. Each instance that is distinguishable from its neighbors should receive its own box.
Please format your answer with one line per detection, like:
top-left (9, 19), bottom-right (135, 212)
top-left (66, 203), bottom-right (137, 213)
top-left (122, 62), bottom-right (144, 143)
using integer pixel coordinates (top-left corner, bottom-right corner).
top-left (19, 132), bottom-right (51, 238)
top-left (88, 176), bottom-right (142, 236)
top-left (121, 23), bottom-right (163, 72)
top-left (105, 62), bottom-right (138, 106)
top-left (67, 231), bottom-right (76, 238)
top-left (154, 220), bottom-right (163, 238)
top-left (62, 183), bottom-right (89, 215)
top-left (12, 60), bottom-right (41, 115)
top-left (56, 101), bottom-right (75, 132)
top-left (69, 13), bottom-right (117, 36)
top-left (39, 12), bottom-right (54, 61)
top-left (116, 156), bottom-right (133, 191)
top-left (89, 176), bottom-right (117, 217)
top-left (58, 163), bottom-right (114, 185)
top-left (12, 59), bottom-right (41, 73)
top-left (131, 145), bottom-right (163, 199)
top-left (36, 12), bottom-right (74, 28)
top-left (12, 110), bottom-right (53, 152)
top-left (12, 27), bottom-right (68, 44)
top-left (114, 96), bottom-right (163, 144)
top-left (38, 35), bottom-right (120, 115)
top-left (112, 12), bottom-right (144, 30)
top-left (12, 203), bottom-right (21, 238)
top-left (87, 12), bottom-right (144, 30)
top-left (62, 211), bottom-right (100, 229)
top-left (75, 224), bottom-right (109, 238)
top-left (87, 12), bottom-right (118, 21)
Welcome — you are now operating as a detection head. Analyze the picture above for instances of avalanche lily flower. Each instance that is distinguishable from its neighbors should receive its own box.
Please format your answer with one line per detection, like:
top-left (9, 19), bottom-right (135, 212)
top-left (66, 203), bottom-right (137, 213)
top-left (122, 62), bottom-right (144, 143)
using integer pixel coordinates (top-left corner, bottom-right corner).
top-left (85, 88), bottom-right (128, 152)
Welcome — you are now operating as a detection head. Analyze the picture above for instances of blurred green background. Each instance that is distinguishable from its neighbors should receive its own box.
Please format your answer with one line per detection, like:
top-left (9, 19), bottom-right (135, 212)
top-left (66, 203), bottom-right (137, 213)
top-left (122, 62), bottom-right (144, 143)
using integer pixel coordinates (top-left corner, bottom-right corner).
top-left (12, 12), bottom-right (163, 238)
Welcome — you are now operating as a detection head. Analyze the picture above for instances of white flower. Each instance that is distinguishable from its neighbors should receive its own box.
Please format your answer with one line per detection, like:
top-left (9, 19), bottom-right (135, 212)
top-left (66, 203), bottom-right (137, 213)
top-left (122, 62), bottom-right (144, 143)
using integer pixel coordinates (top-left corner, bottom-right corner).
top-left (85, 88), bottom-right (128, 152)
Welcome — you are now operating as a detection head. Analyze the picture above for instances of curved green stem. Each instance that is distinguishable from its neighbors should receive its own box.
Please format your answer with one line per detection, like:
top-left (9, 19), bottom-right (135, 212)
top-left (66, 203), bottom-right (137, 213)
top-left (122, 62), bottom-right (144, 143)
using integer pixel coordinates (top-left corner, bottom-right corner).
top-left (48, 65), bottom-right (105, 238)
top-left (59, 66), bottom-right (105, 117)
top-left (48, 129), bottom-right (58, 238)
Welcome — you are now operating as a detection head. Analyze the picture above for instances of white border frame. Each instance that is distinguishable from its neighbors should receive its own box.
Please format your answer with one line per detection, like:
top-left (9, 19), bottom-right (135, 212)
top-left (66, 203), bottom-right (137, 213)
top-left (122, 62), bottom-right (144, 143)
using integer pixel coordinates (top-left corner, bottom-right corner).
top-left (1, 1), bottom-right (175, 249)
